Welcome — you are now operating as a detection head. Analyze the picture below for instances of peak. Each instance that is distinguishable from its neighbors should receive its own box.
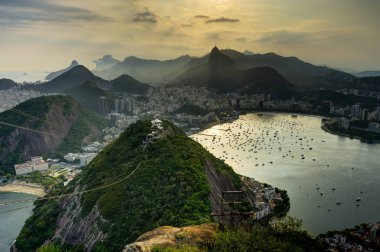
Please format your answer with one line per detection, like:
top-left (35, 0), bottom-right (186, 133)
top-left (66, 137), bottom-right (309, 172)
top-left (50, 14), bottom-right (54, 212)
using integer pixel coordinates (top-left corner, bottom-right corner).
top-left (71, 60), bottom-right (79, 66)
top-left (211, 46), bottom-right (220, 54)
top-left (71, 65), bottom-right (90, 71)
top-left (114, 74), bottom-right (135, 81)
top-left (243, 50), bottom-right (254, 55)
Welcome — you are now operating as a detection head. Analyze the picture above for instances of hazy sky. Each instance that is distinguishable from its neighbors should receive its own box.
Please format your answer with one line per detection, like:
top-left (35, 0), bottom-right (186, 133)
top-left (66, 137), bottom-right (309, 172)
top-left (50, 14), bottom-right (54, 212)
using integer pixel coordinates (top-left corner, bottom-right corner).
top-left (1, 0), bottom-right (380, 73)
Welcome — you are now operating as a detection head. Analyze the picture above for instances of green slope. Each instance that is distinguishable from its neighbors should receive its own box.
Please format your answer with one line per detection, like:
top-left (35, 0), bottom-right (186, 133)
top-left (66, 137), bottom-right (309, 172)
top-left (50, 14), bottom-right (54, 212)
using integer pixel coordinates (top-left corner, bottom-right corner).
top-left (0, 95), bottom-right (107, 174)
top-left (16, 120), bottom-right (241, 251)
top-left (64, 80), bottom-right (114, 113)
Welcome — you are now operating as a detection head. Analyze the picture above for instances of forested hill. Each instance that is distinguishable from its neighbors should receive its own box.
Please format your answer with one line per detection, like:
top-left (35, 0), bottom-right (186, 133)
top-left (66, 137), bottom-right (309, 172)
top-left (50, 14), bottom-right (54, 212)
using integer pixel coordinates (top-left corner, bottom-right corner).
top-left (0, 95), bottom-right (107, 174)
top-left (16, 120), bottom-right (247, 251)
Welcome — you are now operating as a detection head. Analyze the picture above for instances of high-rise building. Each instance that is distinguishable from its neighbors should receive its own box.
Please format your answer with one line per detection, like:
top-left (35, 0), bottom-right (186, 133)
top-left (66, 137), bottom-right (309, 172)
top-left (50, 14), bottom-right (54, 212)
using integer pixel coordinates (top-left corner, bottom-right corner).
top-left (351, 104), bottom-right (361, 119)
top-left (98, 96), bottom-right (109, 117)
top-left (114, 98), bottom-right (119, 112)
top-left (370, 227), bottom-right (377, 242)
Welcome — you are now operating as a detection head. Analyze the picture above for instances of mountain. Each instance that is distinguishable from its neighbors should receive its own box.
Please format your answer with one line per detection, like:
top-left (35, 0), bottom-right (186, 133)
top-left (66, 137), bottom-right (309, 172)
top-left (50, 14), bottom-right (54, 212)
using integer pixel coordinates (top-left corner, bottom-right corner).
top-left (357, 76), bottom-right (380, 91)
top-left (16, 120), bottom-right (254, 251)
top-left (0, 95), bottom-right (107, 175)
top-left (243, 49), bottom-right (254, 55)
top-left (243, 52), bottom-right (357, 89)
top-left (65, 81), bottom-right (114, 112)
top-left (0, 78), bottom-right (17, 90)
top-left (175, 47), bottom-right (295, 97)
top-left (111, 74), bottom-right (151, 95)
top-left (173, 47), bottom-right (356, 90)
top-left (355, 71), bottom-right (380, 78)
top-left (94, 55), bottom-right (194, 83)
top-left (45, 60), bottom-right (79, 81)
top-left (93, 55), bottom-right (121, 72)
top-left (25, 65), bottom-right (110, 93)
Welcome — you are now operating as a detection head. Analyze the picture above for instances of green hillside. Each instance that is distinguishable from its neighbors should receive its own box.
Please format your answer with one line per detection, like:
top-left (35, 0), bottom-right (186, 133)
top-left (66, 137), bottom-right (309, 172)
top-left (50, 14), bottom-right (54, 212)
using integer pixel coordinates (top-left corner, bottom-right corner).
top-left (64, 80), bottom-right (114, 113)
top-left (16, 120), bottom-right (242, 251)
top-left (0, 95), bottom-right (107, 174)
top-left (111, 74), bottom-right (151, 94)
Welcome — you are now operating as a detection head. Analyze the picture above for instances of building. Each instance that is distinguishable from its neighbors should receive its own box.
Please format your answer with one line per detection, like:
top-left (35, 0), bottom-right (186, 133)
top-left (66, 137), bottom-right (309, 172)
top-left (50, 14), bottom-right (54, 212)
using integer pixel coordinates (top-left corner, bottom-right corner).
top-left (98, 96), bottom-right (109, 117)
top-left (338, 117), bottom-right (350, 129)
top-left (14, 156), bottom-right (49, 175)
top-left (370, 227), bottom-right (377, 242)
top-left (368, 122), bottom-right (380, 132)
top-left (351, 104), bottom-right (361, 119)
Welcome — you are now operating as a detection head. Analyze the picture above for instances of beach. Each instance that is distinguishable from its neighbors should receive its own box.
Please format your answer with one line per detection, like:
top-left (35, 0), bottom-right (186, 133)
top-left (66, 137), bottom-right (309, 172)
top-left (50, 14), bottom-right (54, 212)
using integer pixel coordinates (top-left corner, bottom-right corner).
top-left (0, 182), bottom-right (45, 197)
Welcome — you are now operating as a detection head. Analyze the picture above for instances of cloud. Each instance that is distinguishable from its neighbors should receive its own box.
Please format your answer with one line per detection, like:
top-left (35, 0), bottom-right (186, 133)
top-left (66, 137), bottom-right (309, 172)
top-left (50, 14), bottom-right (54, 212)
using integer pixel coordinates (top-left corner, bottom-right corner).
top-left (133, 8), bottom-right (158, 23)
top-left (193, 15), bottom-right (210, 19)
top-left (254, 30), bottom-right (316, 44)
top-left (0, 0), bottom-right (108, 27)
top-left (206, 17), bottom-right (240, 23)
top-left (181, 23), bottom-right (193, 27)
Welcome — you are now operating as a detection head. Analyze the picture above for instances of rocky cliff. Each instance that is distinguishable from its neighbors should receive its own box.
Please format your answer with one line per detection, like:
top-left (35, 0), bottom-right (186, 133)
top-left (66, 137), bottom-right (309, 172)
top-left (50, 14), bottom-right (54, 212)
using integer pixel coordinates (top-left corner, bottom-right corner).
top-left (0, 95), bottom-right (106, 174)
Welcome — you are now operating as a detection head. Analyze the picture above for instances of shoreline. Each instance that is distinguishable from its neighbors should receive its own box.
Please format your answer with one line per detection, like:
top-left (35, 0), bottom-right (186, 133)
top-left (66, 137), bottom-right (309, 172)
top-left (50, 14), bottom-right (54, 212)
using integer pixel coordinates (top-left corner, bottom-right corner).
top-left (321, 124), bottom-right (380, 144)
top-left (0, 182), bottom-right (46, 197)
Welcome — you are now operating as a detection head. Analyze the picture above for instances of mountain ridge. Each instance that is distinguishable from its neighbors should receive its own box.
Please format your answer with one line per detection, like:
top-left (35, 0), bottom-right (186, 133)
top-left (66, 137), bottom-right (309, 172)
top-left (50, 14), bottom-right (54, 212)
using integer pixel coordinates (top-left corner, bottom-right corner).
top-left (45, 60), bottom-right (79, 81)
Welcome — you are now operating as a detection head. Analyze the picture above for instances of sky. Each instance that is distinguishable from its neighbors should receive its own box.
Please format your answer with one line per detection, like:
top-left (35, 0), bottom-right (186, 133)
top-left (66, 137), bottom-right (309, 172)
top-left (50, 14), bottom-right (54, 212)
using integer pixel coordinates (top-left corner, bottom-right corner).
top-left (1, 0), bottom-right (380, 76)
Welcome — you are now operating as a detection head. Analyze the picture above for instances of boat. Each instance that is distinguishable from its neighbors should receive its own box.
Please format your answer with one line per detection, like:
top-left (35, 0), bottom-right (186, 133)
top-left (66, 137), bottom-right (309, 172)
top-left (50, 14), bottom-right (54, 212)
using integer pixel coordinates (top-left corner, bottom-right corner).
top-left (356, 197), bottom-right (361, 201)
top-left (291, 115), bottom-right (298, 118)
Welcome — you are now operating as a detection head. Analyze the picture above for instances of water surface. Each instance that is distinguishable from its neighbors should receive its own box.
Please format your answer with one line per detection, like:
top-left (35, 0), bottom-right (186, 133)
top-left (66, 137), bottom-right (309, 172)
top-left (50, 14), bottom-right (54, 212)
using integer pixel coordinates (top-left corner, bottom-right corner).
top-left (192, 113), bottom-right (380, 234)
top-left (0, 192), bottom-right (36, 251)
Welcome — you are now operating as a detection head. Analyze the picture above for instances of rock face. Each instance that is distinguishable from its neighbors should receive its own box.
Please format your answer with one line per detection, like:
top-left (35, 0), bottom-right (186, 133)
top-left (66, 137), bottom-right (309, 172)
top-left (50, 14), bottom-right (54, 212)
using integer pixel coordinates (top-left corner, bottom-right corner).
top-left (0, 95), bottom-right (104, 174)
top-left (123, 224), bottom-right (216, 252)
top-left (50, 186), bottom-right (106, 251)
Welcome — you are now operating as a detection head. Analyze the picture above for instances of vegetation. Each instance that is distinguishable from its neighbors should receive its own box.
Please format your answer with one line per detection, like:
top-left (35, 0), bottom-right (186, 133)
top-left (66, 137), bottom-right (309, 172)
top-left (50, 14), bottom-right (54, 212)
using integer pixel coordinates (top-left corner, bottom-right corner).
top-left (174, 104), bottom-right (209, 116)
top-left (273, 188), bottom-right (290, 216)
top-left (300, 90), bottom-right (380, 109)
top-left (111, 74), bottom-right (151, 94)
top-left (153, 218), bottom-right (323, 252)
top-left (64, 80), bottom-right (115, 113)
top-left (16, 120), bottom-right (242, 251)
top-left (326, 122), bottom-right (380, 143)
top-left (16, 171), bottom-right (60, 189)
top-left (16, 200), bottom-right (61, 251)
top-left (0, 95), bottom-right (108, 174)
top-left (53, 108), bottom-right (108, 158)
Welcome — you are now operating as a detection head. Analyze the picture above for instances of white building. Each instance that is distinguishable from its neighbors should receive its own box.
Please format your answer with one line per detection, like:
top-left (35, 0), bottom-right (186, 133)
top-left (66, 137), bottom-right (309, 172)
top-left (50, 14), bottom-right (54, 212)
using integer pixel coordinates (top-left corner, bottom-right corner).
top-left (14, 156), bottom-right (49, 175)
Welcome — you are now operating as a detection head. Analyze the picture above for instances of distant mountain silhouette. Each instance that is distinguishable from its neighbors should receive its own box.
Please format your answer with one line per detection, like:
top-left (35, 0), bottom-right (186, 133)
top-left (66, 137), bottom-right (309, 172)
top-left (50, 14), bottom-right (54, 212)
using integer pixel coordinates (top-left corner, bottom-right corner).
top-left (111, 74), bottom-right (151, 95)
top-left (243, 50), bottom-right (254, 55)
top-left (94, 55), bottom-right (194, 82)
top-left (174, 47), bottom-right (356, 90)
top-left (45, 60), bottom-right (79, 80)
top-left (355, 71), bottom-right (380, 78)
top-left (0, 78), bottom-right (17, 90)
top-left (26, 65), bottom-right (110, 93)
top-left (174, 47), bottom-right (295, 97)
top-left (93, 55), bottom-right (120, 72)
top-left (64, 80), bottom-right (113, 112)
